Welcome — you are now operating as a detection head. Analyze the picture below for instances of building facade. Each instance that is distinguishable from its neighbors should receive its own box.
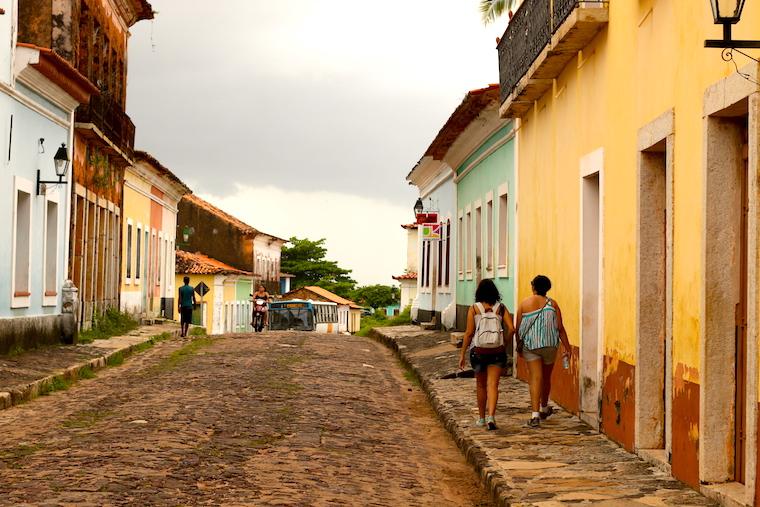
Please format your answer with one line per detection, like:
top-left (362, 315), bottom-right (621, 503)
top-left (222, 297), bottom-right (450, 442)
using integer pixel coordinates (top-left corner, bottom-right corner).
top-left (0, 3), bottom-right (94, 353)
top-left (497, 0), bottom-right (760, 501)
top-left (17, 0), bottom-right (154, 330)
top-left (283, 285), bottom-right (361, 334)
top-left (120, 151), bottom-right (190, 320)
top-left (407, 159), bottom-right (456, 329)
top-left (392, 223), bottom-right (418, 311)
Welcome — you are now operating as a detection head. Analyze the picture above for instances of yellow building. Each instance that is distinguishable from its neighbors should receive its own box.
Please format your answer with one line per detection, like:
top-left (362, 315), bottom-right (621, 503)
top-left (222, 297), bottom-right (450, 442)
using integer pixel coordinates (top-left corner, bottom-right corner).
top-left (175, 250), bottom-right (255, 335)
top-left (120, 152), bottom-right (190, 320)
top-left (498, 0), bottom-right (760, 500)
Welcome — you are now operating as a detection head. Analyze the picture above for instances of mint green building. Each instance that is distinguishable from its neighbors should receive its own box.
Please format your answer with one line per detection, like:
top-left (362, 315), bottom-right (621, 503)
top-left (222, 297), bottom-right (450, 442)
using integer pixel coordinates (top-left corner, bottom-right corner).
top-left (452, 89), bottom-right (516, 329)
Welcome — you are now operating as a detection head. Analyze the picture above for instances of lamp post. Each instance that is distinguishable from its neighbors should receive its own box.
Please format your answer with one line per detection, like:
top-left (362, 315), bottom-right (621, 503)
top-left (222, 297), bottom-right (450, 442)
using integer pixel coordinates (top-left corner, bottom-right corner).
top-left (36, 142), bottom-right (70, 195)
top-left (413, 198), bottom-right (424, 216)
top-left (705, 0), bottom-right (760, 48)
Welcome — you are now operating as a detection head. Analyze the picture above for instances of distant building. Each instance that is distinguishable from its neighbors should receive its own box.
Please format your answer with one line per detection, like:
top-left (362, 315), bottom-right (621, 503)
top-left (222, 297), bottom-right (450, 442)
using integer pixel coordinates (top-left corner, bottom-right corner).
top-left (177, 194), bottom-right (286, 295)
top-left (175, 250), bottom-right (254, 335)
top-left (283, 286), bottom-right (361, 334)
top-left (392, 223), bottom-right (418, 313)
top-left (120, 152), bottom-right (190, 320)
top-left (0, 6), bottom-right (95, 353)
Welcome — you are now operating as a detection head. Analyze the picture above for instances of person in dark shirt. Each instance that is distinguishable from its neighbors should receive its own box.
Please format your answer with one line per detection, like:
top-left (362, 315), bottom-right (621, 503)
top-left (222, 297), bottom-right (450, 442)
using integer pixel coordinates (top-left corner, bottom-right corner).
top-left (178, 276), bottom-right (196, 337)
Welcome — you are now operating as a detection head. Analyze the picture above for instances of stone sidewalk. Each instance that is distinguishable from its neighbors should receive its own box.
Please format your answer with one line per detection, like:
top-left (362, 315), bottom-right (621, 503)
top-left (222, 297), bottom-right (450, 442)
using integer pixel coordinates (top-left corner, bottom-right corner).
top-left (0, 322), bottom-right (181, 410)
top-left (372, 325), bottom-right (715, 507)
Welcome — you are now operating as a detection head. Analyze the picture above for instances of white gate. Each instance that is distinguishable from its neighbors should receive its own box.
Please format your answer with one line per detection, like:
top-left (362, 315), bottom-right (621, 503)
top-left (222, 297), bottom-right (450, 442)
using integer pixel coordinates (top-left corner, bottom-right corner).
top-left (222, 300), bottom-right (252, 333)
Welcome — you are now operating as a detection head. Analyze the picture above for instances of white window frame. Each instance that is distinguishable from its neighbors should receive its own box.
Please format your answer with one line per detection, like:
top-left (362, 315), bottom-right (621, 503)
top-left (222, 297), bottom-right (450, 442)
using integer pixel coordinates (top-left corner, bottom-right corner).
top-left (134, 223), bottom-right (142, 285)
top-left (125, 218), bottom-right (134, 285)
top-left (485, 191), bottom-right (494, 276)
top-left (157, 231), bottom-right (164, 287)
top-left (497, 183), bottom-right (509, 278)
top-left (457, 210), bottom-right (464, 280)
top-left (11, 177), bottom-right (33, 309)
top-left (42, 190), bottom-right (60, 307)
top-left (465, 205), bottom-right (473, 280)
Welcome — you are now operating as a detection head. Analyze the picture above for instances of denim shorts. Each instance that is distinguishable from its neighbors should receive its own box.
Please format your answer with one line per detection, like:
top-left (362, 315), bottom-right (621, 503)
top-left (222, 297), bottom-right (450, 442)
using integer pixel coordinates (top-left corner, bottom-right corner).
top-left (469, 348), bottom-right (508, 373)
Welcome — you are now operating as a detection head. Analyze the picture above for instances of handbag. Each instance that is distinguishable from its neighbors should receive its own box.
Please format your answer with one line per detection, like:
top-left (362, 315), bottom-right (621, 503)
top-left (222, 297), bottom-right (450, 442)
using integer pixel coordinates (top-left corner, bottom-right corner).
top-left (516, 298), bottom-right (550, 355)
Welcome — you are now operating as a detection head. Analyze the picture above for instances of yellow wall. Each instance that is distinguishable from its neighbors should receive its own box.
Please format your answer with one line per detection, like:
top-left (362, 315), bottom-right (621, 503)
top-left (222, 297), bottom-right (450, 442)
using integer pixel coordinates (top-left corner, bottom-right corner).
top-left (517, 0), bottom-right (760, 381)
top-left (174, 274), bottom-right (216, 328)
top-left (121, 169), bottom-right (152, 309)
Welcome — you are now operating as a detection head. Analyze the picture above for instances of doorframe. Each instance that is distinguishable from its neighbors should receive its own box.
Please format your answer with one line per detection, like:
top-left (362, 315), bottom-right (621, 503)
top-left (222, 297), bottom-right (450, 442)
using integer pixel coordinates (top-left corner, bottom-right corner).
top-left (700, 63), bottom-right (759, 504)
top-left (579, 148), bottom-right (604, 429)
top-left (635, 109), bottom-right (674, 457)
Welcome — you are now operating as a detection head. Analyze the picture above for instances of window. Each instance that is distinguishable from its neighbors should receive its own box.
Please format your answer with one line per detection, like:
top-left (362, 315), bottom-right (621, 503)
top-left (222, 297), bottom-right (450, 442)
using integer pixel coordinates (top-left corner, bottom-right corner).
top-left (475, 205), bottom-right (482, 274)
top-left (420, 240), bottom-right (427, 288)
top-left (135, 226), bottom-right (142, 282)
top-left (466, 210), bottom-right (472, 274)
top-left (314, 304), bottom-right (338, 323)
top-left (498, 192), bottom-right (508, 270)
top-left (486, 199), bottom-right (494, 271)
top-left (425, 241), bottom-right (432, 288)
top-left (437, 227), bottom-right (444, 287)
top-left (12, 180), bottom-right (32, 307)
top-left (44, 198), bottom-right (59, 304)
top-left (126, 223), bottom-right (133, 280)
top-left (445, 220), bottom-right (451, 287)
top-left (458, 214), bottom-right (463, 277)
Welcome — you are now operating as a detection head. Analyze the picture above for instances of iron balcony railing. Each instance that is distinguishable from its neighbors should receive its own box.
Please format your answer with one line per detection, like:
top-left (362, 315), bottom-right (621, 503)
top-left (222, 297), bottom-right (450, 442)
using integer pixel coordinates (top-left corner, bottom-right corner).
top-left (75, 93), bottom-right (136, 157)
top-left (498, 0), bottom-right (607, 103)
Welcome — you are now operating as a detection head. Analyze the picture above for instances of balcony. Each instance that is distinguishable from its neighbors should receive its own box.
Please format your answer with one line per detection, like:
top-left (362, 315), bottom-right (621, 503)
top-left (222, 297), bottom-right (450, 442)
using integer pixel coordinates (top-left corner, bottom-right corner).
top-left (75, 93), bottom-right (136, 161)
top-left (498, 0), bottom-right (609, 118)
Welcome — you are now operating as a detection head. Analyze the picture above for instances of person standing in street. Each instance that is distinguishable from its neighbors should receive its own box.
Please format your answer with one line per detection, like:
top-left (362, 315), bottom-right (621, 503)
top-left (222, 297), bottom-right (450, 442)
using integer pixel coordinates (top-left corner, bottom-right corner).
top-left (515, 275), bottom-right (572, 428)
top-left (178, 276), bottom-right (196, 337)
top-left (458, 279), bottom-right (515, 430)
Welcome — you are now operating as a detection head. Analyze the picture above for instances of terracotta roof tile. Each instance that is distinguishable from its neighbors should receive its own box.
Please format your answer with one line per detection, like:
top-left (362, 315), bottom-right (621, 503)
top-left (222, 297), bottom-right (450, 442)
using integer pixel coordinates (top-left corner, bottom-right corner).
top-left (401, 223), bottom-right (419, 230)
top-left (183, 194), bottom-right (257, 236)
top-left (284, 286), bottom-right (362, 309)
top-left (413, 84), bottom-right (500, 170)
top-left (176, 250), bottom-right (252, 276)
top-left (392, 273), bottom-right (418, 280)
top-left (134, 151), bottom-right (191, 195)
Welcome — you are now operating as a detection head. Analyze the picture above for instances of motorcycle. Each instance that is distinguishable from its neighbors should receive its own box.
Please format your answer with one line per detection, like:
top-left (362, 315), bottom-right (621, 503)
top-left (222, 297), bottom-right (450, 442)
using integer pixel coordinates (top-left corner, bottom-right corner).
top-left (251, 296), bottom-right (267, 333)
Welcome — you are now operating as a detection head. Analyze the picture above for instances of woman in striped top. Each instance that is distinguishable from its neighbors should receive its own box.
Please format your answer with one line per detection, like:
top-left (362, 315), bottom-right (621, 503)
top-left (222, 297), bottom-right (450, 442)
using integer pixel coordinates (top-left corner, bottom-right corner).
top-left (516, 275), bottom-right (572, 428)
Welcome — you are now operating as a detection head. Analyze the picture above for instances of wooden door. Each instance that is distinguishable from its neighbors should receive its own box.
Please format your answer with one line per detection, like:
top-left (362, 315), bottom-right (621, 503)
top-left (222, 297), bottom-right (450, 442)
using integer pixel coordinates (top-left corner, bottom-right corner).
top-left (735, 133), bottom-right (749, 483)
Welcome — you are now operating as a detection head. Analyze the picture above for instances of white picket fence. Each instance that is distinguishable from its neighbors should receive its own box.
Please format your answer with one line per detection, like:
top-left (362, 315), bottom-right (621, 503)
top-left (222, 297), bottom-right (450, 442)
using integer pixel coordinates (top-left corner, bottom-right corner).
top-left (222, 300), bottom-right (253, 334)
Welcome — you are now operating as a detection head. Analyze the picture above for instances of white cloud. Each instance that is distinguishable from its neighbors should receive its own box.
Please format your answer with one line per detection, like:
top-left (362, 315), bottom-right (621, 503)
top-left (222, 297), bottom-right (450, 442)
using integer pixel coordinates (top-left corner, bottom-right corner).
top-left (198, 185), bottom-right (411, 286)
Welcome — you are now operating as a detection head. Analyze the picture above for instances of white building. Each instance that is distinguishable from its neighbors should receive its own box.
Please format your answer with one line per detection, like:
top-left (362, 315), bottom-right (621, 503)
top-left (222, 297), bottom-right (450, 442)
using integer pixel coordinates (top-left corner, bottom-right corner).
top-left (0, 5), bottom-right (95, 352)
top-left (406, 159), bottom-right (457, 330)
top-left (392, 223), bottom-right (419, 312)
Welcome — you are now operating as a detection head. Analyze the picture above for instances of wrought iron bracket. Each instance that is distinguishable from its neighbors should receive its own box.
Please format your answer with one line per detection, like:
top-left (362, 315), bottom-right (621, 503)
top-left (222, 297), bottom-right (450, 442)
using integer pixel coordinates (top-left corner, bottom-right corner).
top-left (36, 170), bottom-right (67, 195)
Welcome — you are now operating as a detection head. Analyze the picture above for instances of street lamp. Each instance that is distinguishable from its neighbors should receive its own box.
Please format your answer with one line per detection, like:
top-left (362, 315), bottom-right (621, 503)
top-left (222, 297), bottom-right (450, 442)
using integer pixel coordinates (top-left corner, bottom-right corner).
top-left (37, 142), bottom-right (70, 195)
top-left (705, 0), bottom-right (760, 48)
top-left (413, 198), bottom-right (424, 215)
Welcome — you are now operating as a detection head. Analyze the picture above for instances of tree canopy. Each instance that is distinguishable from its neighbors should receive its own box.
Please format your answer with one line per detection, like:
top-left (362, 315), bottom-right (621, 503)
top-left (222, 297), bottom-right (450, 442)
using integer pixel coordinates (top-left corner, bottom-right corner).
top-left (351, 285), bottom-right (399, 310)
top-left (479, 0), bottom-right (519, 24)
top-left (281, 237), bottom-right (357, 299)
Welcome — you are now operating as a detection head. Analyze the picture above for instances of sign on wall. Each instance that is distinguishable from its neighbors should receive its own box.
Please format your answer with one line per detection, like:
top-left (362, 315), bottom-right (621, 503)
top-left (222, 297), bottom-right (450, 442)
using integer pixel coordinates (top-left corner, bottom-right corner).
top-left (421, 223), bottom-right (441, 241)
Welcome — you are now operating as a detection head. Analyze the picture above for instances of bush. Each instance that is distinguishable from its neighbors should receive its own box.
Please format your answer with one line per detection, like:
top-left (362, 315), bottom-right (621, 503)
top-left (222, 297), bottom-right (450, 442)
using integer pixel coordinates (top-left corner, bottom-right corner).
top-left (79, 309), bottom-right (138, 344)
top-left (357, 306), bottom-right (411, 337)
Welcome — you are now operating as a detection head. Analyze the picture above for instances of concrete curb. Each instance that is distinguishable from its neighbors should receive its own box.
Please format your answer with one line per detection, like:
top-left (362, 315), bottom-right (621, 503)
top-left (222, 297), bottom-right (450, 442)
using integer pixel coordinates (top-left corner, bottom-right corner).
top-left (0, 328), bottom-right (181, 411)
top-left (370, 328), bottom-right (510, 507)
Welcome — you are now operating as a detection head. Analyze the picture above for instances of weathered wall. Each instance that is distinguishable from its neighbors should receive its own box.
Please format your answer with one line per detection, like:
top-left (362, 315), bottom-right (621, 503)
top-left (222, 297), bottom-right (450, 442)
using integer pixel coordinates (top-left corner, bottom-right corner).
top-left (0, 315), bottom-right (62, 354)
top-left (177, 198), bottom-right (253, 273)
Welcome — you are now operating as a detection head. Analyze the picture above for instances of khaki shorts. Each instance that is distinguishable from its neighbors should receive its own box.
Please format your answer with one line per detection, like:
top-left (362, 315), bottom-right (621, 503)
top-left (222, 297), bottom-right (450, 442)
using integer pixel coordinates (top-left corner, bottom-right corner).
top-left (523, 346), bottom-right (558, 365)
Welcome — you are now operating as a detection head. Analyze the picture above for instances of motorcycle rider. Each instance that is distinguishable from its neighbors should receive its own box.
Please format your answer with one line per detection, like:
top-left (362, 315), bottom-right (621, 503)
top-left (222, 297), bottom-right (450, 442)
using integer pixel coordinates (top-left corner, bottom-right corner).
top-left (251, 284), bottom-right (270, 329)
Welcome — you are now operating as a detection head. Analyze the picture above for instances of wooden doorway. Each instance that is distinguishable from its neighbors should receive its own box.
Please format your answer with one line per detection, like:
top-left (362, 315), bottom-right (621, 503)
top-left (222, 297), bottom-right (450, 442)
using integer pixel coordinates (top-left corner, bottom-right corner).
top-left (735, 127), bottom-right (749, 484)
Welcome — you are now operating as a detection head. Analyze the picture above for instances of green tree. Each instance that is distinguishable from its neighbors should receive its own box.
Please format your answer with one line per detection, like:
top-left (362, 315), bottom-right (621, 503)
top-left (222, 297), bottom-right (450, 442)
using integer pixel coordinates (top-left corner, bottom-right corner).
top-left (351, 285), bottom-right (399, 309)
top-left (281, 237), bottom-right (357, 299)
top-left (479, 0), bottom-right (520, 24)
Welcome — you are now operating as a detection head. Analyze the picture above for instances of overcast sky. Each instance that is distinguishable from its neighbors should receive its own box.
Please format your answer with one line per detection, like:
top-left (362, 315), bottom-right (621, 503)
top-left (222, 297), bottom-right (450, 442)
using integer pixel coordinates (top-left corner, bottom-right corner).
top-left (127, 1), bottom-right (505, 285)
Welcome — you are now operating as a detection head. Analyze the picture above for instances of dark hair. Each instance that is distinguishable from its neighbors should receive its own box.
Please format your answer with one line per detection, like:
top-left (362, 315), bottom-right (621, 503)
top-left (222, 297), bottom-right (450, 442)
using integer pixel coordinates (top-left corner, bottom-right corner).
top-left (475, 279), bottom-right (501, 305)
top-left (531, 275), bottom-right (551, 296)
top-left (183, 276), bottom-right (190, 284)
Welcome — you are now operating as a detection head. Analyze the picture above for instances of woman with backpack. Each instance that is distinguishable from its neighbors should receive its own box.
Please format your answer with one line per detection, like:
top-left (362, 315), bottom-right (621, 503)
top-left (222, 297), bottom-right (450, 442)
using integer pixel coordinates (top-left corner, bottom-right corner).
top-left (458, 279), bottom-right (515, 430)
top-left (515, 275), bottom-right (572, 428)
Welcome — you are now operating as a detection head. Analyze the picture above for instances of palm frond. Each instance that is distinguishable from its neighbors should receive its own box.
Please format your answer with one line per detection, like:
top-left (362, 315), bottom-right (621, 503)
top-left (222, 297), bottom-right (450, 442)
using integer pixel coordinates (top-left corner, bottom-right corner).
top-left (479, 0), bottom-right (518, 25)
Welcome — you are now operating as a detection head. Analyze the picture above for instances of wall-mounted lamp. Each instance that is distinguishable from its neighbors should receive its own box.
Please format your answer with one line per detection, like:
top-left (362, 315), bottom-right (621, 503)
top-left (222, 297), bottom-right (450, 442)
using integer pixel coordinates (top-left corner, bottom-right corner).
top-left (37, 142), bottom-right (70, 195)
top-left (705, 0), bottom-right (760, 48)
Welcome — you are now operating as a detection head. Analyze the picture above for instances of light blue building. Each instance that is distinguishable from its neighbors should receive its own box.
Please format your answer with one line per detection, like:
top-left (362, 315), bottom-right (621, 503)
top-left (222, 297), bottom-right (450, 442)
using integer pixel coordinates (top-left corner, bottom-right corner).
top-left (0, 5), bottom-right (94, 352)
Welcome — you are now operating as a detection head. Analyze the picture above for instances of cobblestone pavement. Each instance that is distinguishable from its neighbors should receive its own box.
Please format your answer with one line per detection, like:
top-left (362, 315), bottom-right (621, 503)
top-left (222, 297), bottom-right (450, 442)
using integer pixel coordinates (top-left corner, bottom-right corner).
top-left (0, 331), bottom-right (488, 506)
top-left (374, 326), bottom-right (716, 507)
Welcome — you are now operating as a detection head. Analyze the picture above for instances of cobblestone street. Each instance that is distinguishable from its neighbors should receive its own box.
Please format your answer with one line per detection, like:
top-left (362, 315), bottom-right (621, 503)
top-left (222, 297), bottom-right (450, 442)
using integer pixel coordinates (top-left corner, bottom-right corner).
top-left (0, 332), bottom-right (487, 506)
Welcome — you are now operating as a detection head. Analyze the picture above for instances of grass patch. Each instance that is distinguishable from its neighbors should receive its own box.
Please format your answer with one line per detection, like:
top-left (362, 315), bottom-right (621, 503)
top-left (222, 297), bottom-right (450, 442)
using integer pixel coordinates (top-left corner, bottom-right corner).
top-left (7, 345), bottom-right (25, 357)
top-left (401, 362), bottom-right (422, 388)
top-left (62, 409), bottom-right (111, 429)
top-left (0, 443), bottom-right (43, 467)
top-left (357, 306), bottom-right (412, 337)
top-left (79, 309), bottom-right (138, 344)
top-left (153, 336), bottom-right (215, 372)
top-left (77, 366), bottom-right (96, 380)
top-left (106, 352), bottom-right (124, 367)
top-left (189, 327), bottom-right (207, 336)
top-left (39, 376), bottom-right (73, 396)
top-left (247, 434), bottom-right (284, 449)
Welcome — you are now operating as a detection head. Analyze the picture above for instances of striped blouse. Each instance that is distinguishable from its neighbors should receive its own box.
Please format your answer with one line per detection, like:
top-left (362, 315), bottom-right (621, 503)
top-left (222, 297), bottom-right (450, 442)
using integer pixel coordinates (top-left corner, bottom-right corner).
top-left (519, 298), bottom-right (560, 350)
